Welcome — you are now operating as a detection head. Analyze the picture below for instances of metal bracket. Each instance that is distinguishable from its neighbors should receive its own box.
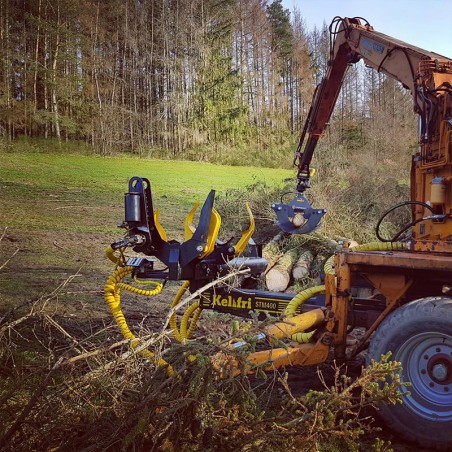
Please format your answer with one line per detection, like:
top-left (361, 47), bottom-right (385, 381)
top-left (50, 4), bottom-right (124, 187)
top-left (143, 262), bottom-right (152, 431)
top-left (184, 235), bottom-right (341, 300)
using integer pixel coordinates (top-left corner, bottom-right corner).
top-left (272, 193), bottom-right (326, 234)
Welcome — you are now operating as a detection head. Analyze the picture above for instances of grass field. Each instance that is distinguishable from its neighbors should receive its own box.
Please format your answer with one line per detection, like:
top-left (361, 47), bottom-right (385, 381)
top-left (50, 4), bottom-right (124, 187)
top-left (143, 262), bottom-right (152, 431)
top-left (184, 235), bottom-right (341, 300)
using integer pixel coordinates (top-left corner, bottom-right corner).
top-left (0, 150), bottom-right (293, 231)
top-left (0, 148), bottom-right (293, 308)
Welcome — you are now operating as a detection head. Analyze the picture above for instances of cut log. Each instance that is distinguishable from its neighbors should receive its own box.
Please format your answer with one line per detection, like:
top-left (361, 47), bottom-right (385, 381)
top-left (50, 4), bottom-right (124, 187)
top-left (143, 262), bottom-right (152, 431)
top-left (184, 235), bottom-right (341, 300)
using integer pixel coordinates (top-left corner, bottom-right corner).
top-left (262, 232), bottom-right (285, 257)
top-left (292, 250), bottom-right (314, 280)
top-left (334, 236), bottom-right (359, 249)
top-left (292, 213), bottom-right (305, 228)
top-left (262, 232), bottom-right (285, 272)
top-left (266, 248), bottom-right (298, 292)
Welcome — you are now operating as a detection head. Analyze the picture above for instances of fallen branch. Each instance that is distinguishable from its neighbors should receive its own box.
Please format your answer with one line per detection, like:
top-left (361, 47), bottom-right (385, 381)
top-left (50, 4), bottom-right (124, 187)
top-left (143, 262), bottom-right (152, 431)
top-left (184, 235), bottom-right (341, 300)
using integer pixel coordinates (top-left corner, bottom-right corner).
top-left (0, 226), bottom-right (7, 242)
top-left (0, 356), bottom-right (64, 449)
top-left (82, 331), bottom-right (171, 378)
top-left (44, 314), bottom-right (86, 354)
top-left (0, 269), bottom-right (82, 334)
top-left (56, 333), bottom-right (157, 368)
top-left (0, 307), bottom-right (41, 336)
top-left (0, 247), bottom-right (19, 271)
top-left (53, 241), bottom-right (66, 250)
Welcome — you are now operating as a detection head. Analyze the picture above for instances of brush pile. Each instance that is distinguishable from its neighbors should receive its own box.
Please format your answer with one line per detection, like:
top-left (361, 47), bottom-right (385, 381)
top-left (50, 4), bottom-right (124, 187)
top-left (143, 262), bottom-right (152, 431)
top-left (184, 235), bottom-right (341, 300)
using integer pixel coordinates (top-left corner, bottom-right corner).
top-left (0, 277), bottom-right (405, 451)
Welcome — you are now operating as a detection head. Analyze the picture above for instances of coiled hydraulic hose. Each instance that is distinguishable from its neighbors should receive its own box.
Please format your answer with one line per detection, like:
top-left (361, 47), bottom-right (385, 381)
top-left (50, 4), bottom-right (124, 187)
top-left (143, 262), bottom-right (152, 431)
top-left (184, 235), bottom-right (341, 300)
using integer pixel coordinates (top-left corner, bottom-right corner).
top-left (106, 245), bottom-right (124, 265)
top-left (168, 281), bottom-right (202, 343)
top-left (350, 241), bottom-right (408, 252)
top-left (180, 302), bottom-right (202, 341)
top-left (284, 285), bottom-right (326, 317)
top-left (283, 285), bottom-right (326, 344)
top-left (116, 279), bottom-right (163, 297)
top-left (169, 282), bottom-right (189, 343)
top-left (323, 241), bottom-right (408, 275)
top-left (104, 264), bottom-right (173, 375)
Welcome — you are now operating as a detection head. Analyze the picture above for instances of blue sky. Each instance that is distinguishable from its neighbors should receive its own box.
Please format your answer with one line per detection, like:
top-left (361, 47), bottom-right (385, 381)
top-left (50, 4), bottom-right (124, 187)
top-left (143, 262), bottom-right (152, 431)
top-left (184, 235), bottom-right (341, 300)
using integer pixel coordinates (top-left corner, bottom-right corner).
top-left (282, 0), bottom-right (451, 58)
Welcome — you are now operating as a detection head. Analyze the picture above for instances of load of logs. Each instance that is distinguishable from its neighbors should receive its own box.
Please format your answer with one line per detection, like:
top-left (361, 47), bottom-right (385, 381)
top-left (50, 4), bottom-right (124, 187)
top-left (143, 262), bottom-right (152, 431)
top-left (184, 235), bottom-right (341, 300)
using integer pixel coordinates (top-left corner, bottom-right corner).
top-left (262, 232), bottom-right (353, 292)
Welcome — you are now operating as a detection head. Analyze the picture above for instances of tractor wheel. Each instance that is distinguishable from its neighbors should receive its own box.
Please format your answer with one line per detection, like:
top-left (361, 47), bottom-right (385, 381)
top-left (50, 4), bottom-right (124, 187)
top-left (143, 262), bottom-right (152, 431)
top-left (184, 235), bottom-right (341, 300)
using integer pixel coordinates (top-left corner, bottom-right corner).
top-left (367, 297), bottom-right (452, 450)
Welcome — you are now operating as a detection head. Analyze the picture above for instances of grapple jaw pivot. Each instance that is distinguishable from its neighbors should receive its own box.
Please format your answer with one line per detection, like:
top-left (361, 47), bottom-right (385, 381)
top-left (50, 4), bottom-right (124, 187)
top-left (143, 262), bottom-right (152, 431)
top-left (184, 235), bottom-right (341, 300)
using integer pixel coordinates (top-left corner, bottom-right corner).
top-left (272, 192), bottom-right (326, 234)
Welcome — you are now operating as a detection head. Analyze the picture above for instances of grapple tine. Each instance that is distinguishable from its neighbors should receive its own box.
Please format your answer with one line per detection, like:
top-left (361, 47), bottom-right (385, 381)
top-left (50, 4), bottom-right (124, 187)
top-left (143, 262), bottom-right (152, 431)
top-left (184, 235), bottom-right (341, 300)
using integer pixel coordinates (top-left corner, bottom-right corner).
top-left (234, 202), bottom-right (255, 255)
top-left (154, 209), bottom-right (168, 241)
top-left (184, 200), bottom-right (200, 240)
top-left (180, 190), bottom-right (216, 266)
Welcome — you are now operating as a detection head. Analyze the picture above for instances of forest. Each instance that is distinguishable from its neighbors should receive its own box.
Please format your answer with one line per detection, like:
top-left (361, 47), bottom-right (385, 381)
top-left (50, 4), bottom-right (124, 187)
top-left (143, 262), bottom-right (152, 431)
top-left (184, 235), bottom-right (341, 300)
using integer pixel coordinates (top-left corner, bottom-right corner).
top-left (0, 0), bottom-right (417, 165)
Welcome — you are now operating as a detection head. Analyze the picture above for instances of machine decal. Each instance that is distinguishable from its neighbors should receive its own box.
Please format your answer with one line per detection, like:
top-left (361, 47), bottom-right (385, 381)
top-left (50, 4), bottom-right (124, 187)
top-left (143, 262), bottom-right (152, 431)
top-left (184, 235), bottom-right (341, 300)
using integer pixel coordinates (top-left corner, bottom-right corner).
top-left (211, 294), bottom-right (252, 310)
top-left (199, 289), bottom-right (325, 316)
top-left (361, 36), bottom-right (385, 56)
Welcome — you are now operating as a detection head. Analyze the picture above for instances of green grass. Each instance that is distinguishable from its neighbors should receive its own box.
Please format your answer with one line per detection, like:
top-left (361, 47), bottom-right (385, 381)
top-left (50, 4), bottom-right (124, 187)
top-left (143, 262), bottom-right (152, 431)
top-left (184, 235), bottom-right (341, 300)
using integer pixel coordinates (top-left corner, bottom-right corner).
top-left (0, 150), bottom-right (293, 234)
top-left (0, 146), bottom-right (293, 307)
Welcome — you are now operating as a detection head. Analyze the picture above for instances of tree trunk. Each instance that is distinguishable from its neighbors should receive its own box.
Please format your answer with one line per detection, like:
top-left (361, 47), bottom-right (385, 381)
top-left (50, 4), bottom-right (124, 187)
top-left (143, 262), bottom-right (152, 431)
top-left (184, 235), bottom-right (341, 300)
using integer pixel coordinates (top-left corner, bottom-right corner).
top-left (266, 248), bottom-right (297, 292)
top-left (262, 232), bottom-right (285, 271)
top-left (51, 3), bottom-right (61, 142)
top-left (292, 250), bottom-right (313, 280)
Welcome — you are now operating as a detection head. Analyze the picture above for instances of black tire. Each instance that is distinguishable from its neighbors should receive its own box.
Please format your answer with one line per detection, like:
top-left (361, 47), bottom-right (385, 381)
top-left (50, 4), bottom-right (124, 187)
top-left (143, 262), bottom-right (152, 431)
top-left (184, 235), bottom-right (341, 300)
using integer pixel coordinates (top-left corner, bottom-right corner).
top-left (367, 297), bottom-right (452, 450)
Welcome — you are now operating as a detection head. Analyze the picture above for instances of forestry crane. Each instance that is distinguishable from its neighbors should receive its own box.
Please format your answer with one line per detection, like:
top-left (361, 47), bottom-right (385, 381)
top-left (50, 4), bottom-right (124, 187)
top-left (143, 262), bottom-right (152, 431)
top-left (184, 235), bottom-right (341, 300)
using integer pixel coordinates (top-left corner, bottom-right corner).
top-left (104, 17), bottom-right (452, 449)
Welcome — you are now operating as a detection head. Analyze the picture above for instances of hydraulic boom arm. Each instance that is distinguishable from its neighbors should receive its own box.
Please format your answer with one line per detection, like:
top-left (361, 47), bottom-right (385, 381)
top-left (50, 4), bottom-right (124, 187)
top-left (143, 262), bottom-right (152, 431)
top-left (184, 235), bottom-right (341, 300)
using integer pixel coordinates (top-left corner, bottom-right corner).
top-left (278, 17), bottom-right (452, 243)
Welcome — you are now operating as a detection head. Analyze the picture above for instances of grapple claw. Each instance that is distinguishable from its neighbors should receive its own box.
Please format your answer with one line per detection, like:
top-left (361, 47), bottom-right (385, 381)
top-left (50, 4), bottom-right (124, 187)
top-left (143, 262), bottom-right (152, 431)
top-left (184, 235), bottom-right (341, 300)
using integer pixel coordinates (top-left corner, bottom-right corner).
top-left (183, 198), bottom-right (222, 258)
top-left (154, 209), bottom-right (168, 241)
top-left (233, 202), bottom-right (255, 255)
top-left (184, 200), bottom-right (200, 240)
top-left (272, 193), bottom-right (326, 234)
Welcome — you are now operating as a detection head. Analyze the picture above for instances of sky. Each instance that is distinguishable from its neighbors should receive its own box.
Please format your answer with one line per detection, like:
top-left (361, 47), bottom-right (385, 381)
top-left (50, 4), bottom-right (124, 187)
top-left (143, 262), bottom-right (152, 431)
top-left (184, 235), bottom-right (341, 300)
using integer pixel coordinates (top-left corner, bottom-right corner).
top-left (282, 0), bottom-right (452, 58)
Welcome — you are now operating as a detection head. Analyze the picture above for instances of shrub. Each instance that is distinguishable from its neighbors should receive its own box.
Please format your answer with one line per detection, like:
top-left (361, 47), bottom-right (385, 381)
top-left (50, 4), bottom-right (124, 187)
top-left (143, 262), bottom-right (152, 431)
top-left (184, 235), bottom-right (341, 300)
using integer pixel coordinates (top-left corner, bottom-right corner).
top-left (0, 294), bottom-right (405, 451)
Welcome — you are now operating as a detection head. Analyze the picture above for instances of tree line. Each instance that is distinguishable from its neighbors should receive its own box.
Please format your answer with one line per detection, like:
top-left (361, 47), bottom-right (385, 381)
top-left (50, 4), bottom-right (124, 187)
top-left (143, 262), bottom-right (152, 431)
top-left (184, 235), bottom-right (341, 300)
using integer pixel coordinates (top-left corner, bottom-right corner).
top-left (0, 0), bottom-right (417, 162)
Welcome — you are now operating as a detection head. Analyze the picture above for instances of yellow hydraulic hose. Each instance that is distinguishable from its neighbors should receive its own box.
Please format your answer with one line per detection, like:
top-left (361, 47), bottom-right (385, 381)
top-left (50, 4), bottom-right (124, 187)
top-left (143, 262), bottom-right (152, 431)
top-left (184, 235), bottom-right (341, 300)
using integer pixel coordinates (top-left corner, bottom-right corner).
top-left (350, 241), bottom-right (408, 252)
top-left (166, 281), bottom-right (201, 364)
top-left (282, 285), bottom-right (326, 343)
top-left (169, 281), bottom-right (190, 343)
top-left (324, 256), bottom-right (335, 276)
top-left (169, 281), bottom-right (202, 343)
top-left (106, 245), bottom-right (121, 265)
top-left (104, 265), bottom-right (173, 375)
top-left (180, 302), bottom-right (202, 340)
top-left (284, 285), bottom-right (326, 317)
top-left (188, 307), bottom-right (202, 338)
top-left (291, 331), bottom-right (315, 343)
top-left (116, 281), bottom-right (163, 297)
top-left (323, 241), bottom-right (408, 275)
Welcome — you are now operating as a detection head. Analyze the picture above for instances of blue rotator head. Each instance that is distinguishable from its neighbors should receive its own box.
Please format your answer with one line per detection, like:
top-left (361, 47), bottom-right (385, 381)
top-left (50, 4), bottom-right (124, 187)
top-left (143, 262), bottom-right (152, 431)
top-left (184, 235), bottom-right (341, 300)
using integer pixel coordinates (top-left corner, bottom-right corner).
top-left (272, 192), bottom-right (326, 234)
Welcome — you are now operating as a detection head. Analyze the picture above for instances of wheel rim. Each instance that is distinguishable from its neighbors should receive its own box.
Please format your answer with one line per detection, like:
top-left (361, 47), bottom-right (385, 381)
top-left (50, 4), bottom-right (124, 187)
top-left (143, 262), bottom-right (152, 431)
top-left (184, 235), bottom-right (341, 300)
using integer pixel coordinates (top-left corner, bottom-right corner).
top-left (395, 332), bottom-right (452, 421)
